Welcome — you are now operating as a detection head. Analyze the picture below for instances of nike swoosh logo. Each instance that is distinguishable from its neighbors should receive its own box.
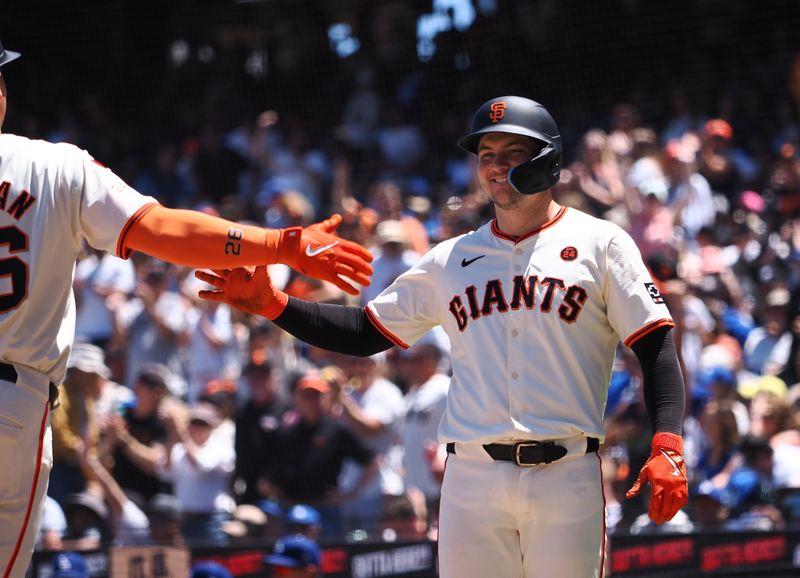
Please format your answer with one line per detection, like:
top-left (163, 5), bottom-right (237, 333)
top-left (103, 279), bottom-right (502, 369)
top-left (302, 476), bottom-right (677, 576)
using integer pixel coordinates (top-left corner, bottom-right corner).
top-left (305, 241), bottom-right (340, 257)
top-left (461, 255), bottom-right (486, 267)
top-left (660, 449), bottom-right (681, 477)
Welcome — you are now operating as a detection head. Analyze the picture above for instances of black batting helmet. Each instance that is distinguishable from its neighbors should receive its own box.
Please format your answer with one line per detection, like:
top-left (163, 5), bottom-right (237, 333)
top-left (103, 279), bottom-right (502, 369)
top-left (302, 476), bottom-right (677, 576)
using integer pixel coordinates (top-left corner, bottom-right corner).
top-left (0, 39), bottom-right (21, 68)
top-left (458, 96), bottom-right (561, 195)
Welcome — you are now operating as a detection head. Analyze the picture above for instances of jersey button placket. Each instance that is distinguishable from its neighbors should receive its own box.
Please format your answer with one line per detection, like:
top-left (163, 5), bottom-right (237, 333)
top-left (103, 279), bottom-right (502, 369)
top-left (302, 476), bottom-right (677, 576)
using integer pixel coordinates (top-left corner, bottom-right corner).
top-left (509, 245), bottom-right (526, 416)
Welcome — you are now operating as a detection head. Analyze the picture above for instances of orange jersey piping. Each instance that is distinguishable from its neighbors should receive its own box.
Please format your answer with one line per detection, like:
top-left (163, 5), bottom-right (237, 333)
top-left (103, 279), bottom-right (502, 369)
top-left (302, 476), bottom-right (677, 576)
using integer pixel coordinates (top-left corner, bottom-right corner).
top-left (4, 401), bottom-right (49, 578)
top-left (115, 201), bottom-right (159, 259)
top-left (364, 306), bottom-right (410, 349)
top-left (624, 318), bottom-right (675, 348)
top-left (490, 206), bottom-right (567, 244)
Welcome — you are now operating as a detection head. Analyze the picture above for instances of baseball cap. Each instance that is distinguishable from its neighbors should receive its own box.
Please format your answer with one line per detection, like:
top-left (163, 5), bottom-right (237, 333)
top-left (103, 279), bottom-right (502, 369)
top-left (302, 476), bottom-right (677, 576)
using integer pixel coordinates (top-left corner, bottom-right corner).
top-left (52, 552), bottom-right (89, 578)
top-left (257, 500), bottom-right (284, 520)
top-left (147, 493), bottom-right (181, 521)
top-left (765, 287), bottom-right (791, 308)
top-left (189, 403), bottom-right (221, 428)
top-left (0, 40), bottom-right (21, 68)
top-left (703, 119), bottom-right (733, 140)
top-left (286, 504), bottom-right (321, 527)
top-left (691, 482), bottom-right (725, 505)
top-left (693, 366), bottom-right (736, 400)
top-left (135, 363), bottom-right (170, 391)
top-left (637, 177), bottom-right (669, 203)
top-left (243, 350), bottom-right (273, 376)
top-left (67, 342), bottom-right (111, 378)
top-left (297, 373), bottom-right (330, 394)
top-left (375, 219), bottom-right (408, 245)
top-left (64, 491), bottom-right (108, 520)
top-left (191, 561), bottom-right (233, 578)
top-left (264, 535), bottom-right (321, 568)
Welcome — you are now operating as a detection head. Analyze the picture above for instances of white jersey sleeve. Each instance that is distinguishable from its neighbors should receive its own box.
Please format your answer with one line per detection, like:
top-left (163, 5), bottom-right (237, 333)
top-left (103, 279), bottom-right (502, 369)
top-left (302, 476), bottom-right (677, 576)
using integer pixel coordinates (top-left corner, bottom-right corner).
top-left (366, 241), bottom-right (454, 348)
top-left (63, 146), bottom-right (158, 255)
top-left (0, 135), bottom-right (157, 382)
top-left (604, 229), bottom-right (674, 347)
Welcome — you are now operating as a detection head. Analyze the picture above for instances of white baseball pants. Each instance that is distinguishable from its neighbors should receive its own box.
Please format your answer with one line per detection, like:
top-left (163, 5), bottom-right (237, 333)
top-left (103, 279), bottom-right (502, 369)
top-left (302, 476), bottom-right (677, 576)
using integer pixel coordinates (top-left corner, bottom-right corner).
top-left (0, 364), bottom-right (52, 578)
top-left (438, 441), bottom-right (605, 578)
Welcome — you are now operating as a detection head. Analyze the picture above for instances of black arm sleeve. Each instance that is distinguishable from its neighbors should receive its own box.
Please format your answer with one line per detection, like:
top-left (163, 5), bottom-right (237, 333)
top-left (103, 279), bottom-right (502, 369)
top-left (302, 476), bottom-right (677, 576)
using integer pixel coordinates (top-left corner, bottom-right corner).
top-left (273, 296), bottom-right (394, 357)
top-left (630, 326), bottom-right (685, 435)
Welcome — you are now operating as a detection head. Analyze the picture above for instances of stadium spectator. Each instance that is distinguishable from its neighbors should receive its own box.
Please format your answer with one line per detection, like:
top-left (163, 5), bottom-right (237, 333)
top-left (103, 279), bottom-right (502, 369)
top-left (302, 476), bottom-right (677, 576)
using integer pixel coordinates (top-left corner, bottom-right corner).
top-left (285, 504), bottom-right (323, 539)
top-left (269, 371), bottom-right (378, 537)
top-left (264, 534), bottom-right (322, 578)
top-left (331, 354), bottom-right (404, 533)
top-left (360, 219), bottom-right (421, 306)
top-left (159, 402), bottom-right (235, 545)
top-left (61, 491), bottom-right (110, 551)
top-left (73, 248), bottom-right (136, 349)
top-left (233, 355), bottom-right (290, 504)
top-left (183, 274), bottom-right (240, 404)
top-left (742, 287), bottom-right (793, 377)
top-left (49, 343), bottom-right (109, 504)
top-left (719, 435), bottom-right (783, 529)
top-left (102, 363), bottom-right (174, 502)
top-left (396, 342), bottom-right (449, 516)
top-left (114, 261), bottom-right (190, 396)
top-left (36, 497), bottom-right (67, 552)
top-left (52, 551), bottom-right (90, 578)
top-left (145, 493), bottom-right (185, 547)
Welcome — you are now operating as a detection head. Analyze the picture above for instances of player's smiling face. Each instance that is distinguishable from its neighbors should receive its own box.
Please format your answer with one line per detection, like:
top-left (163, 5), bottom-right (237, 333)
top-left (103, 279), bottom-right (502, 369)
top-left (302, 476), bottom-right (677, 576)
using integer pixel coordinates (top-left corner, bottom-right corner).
top-left (476, 132), bottom-right (538, 209)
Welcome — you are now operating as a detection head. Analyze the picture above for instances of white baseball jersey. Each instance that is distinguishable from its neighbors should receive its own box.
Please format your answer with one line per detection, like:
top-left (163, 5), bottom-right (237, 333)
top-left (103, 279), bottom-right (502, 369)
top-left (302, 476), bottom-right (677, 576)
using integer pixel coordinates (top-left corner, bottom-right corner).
top-left (0, 134), bottom-right (157, 383)
top-left (366, 206), bottom-right (673, 444)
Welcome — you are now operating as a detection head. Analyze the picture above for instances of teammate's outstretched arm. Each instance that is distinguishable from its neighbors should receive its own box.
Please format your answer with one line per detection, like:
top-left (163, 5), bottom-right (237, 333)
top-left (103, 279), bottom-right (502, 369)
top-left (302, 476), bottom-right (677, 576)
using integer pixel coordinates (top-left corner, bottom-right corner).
top-left (123, 207), bottom-right (372, 296)
top-left (195, 266), bottom-right (394, 357)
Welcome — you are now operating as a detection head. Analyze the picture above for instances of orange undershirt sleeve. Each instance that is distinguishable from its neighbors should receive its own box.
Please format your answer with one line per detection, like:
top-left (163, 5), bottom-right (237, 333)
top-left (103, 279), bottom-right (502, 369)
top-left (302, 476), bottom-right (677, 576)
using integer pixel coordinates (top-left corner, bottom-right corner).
top-left (120, 204), bottom-right (284, 268)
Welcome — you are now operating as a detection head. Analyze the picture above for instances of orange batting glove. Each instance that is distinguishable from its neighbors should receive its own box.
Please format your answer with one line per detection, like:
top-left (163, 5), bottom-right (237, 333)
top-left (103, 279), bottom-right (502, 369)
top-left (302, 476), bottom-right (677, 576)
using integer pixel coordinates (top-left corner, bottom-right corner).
top-left (195, 266), bottom-right (288, 320)
top-left (625, 432), bottom-right (688, 524)
top-left (268, 214), bottom-right (373, 296)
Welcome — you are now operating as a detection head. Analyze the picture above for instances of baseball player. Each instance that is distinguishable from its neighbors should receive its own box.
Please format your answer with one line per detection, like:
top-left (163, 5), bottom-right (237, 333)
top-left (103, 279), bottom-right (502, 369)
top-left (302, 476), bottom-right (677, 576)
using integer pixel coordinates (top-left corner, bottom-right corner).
top-left (197, 96), bottom-right (688, 578)
top-left (0, 42), bottom-right (372, 578)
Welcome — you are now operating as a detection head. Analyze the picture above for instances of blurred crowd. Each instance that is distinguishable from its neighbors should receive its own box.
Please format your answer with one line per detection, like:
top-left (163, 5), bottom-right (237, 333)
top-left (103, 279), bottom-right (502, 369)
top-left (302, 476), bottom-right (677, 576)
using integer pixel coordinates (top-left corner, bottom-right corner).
top-left (25, 38), bottom-right (800, 560)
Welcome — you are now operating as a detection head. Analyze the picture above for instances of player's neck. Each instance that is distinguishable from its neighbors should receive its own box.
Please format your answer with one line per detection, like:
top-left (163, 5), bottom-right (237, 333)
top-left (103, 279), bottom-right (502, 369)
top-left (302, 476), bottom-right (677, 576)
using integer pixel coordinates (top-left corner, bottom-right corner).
top-left (494, 193), bottom-right (560, 238)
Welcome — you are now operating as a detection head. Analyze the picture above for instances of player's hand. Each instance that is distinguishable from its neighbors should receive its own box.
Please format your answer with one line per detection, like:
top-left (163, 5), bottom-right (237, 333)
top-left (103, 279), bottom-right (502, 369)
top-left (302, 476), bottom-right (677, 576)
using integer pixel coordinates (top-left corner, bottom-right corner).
top-left (195, 266), bottom-right (288, 320)
top-left (276, 214), bottom-right (373, 296)
top-left (626, 432), bottom-right (688, 524)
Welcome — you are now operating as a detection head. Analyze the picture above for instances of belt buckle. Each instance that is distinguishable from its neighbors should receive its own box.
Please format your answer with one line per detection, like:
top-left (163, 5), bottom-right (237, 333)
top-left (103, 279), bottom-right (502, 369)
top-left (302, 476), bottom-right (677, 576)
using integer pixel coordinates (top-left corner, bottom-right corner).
top-left (514, 441), bottom-right (541, 466)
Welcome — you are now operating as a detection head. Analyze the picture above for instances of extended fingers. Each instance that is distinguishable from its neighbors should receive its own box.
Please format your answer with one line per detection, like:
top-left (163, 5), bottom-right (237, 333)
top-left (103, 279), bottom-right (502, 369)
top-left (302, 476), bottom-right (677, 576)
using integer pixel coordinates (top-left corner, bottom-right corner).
top-left (310, 213), bottom-right (343, 233)
top-left (625, 468), bottom-right (647, 500)
top-left (327, 274), bottom-right (360, 296)
top-left (334, 250), bottom-right (374, 278)
top-left (648, 485), bottom-right (665, 523)
top-left (339, 238), bottom-right (375, 263)
top-left (659, 491), bottom-right (677, 524)
top-left (323, 213), bottom-right (343, 232)
top-left (195, 270), bottom-right (226, 288)
top-left (198, 289), bottom-right (226, 302)
top-left (335, 263), bottom-right (371, 287)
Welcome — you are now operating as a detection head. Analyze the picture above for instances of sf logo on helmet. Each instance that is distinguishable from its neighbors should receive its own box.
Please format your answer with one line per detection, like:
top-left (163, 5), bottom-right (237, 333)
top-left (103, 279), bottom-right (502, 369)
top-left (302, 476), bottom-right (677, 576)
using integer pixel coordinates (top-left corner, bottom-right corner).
top-left (489, 101), bottom-right (507, 123)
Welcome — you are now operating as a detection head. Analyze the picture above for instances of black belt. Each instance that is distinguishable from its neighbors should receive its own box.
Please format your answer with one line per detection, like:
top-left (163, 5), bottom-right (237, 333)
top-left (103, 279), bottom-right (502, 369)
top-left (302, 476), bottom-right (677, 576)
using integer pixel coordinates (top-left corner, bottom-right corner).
top-left (0, 361), bottom-right (61, 410)
top-left (0, 362), bottom-right (17, 383)
top-left (446, 437), bottom-right (600, 466)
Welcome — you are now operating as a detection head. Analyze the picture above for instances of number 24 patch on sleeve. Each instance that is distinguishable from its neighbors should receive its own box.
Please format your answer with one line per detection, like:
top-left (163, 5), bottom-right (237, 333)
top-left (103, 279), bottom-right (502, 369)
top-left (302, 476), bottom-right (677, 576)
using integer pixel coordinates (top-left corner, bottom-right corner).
top-left (644, 282), bottom-right (664, 304)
